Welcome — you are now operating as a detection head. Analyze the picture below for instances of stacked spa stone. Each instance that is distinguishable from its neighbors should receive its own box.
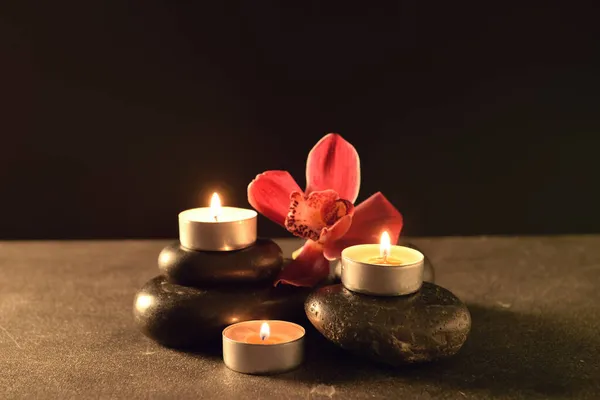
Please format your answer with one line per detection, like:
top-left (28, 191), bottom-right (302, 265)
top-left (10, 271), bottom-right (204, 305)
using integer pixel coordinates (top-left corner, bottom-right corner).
top-left (305, 245), bottom-right (471, 366)
top-left (134, 239), bottom-right (309, 349)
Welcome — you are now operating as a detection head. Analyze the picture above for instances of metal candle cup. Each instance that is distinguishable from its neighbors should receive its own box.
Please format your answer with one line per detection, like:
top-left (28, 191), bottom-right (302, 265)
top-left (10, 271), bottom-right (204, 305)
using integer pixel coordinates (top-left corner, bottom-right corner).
top-left (178, 193), bottom-right (257, 251)
top-left (222, 320), bottom-right (305, 375)
top-left (341, 244), bottom-right (424, 296)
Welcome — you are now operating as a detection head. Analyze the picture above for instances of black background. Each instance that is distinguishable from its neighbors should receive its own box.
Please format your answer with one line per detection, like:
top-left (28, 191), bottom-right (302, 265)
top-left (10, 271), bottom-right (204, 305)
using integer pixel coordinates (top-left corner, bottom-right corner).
top-left (1, 2), bottom-right (598, 239)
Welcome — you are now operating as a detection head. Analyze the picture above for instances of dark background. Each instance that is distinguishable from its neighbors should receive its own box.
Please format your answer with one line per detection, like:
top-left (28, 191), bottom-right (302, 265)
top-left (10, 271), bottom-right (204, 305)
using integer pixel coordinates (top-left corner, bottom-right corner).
top-left (1, 2), bottom-right (598, 240)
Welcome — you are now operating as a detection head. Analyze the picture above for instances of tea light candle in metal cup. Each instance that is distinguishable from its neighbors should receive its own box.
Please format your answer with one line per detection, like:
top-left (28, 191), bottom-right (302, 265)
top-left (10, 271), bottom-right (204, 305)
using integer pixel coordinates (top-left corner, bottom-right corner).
top-left (222, 320), bottom-right (305, 375)
top-left (179, 192), bottom-right (257, 251)
top-left (341, 231), bottom-right (424, 296)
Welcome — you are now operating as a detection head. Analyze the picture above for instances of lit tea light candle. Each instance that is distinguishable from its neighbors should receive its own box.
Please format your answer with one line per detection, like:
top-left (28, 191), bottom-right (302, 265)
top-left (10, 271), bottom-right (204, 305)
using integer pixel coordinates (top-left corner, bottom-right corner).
top-left (244, 322), bottom-right (279, 344)
top-left (222, 320), bottom-right (305, 375)
top-left (341, 231), bottom-right (424, 296)
top-left (178, 192), bottom-right (257, 251)
top-left (210, 192), bottom-right (221, 221)
top-left (366, 231), bottom-right (403, 265)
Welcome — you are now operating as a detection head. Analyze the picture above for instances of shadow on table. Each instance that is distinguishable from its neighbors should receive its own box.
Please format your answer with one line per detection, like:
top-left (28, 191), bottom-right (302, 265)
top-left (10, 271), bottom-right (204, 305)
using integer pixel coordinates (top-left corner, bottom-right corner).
top-left (281, 304), bottom-right (598, 398)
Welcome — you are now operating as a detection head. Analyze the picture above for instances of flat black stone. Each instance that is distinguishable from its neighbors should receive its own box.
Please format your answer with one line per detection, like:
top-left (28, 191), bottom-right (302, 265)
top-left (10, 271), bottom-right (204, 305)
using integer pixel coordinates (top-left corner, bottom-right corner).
top-left (134, 275), bottom-right (310, 349)
top-left (305, 282), bottom-right (471, 366)
top-left (158, 238), bottom-right (283, 287)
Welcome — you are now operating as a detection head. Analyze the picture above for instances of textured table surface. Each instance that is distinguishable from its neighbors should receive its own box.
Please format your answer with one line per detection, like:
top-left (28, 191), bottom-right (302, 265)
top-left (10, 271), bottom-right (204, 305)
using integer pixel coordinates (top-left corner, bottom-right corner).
top-left (1, 237), bottom-right (599, 399)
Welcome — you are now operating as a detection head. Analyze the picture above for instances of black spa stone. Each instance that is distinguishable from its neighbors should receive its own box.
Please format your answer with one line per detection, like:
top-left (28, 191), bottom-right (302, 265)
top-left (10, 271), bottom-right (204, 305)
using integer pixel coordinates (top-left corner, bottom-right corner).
top-left (305, 282), bottom-right (471, 366)
top-left (134, 275), bottom-right (310, 349)
top-left (158, 238), bottom-right (283, 287)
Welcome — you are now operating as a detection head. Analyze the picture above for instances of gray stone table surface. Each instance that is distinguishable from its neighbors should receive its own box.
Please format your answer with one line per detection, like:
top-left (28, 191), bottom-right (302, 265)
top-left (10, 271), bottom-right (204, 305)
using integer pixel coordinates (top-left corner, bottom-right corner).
top-left (1, 237), bottom-right (599, 399)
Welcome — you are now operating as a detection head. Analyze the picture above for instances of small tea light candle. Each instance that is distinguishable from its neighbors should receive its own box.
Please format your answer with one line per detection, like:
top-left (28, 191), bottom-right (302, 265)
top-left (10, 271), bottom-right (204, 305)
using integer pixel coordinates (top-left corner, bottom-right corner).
top-left (365, 231), bottom-right (404, 265)
top-left (341, 231), bottom-right (424, 296)
top-left (222, 320), bottom-right (305, 375)
top-left (179, 192), bottom-right (257, 251)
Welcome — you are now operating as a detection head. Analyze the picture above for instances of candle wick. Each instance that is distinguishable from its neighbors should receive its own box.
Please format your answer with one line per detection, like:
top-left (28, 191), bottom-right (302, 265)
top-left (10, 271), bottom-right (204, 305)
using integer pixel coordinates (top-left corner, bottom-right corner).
top-left (214, 215), bottom-right (218, 222)
top-left (382, 251), bottom-right (388, 264)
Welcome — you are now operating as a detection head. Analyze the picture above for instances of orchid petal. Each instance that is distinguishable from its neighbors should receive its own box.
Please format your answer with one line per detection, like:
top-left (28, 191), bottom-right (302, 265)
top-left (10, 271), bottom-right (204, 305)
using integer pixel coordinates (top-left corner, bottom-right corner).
top-left (305, 133), bottom-right (361, 203)
top-left (285, 189), bottom-right (353, 242)
top-left (323, 192), bottom-right (403, 260)
top-left (320, 214), bottom-right (352, 260)
top-left (275, 240), bottom-right (330, 287)
top-left (248, 171), bottom-right (301, 226)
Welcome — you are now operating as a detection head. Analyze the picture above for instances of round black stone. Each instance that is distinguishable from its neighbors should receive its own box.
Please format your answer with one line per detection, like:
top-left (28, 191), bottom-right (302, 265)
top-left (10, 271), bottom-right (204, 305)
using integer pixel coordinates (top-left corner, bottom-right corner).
top-left (305, 282), bottom-right (471, 365)
top-left (134, 275), bottom-right (310, 349)
top-left (158, 238), bottom-right (283, 287)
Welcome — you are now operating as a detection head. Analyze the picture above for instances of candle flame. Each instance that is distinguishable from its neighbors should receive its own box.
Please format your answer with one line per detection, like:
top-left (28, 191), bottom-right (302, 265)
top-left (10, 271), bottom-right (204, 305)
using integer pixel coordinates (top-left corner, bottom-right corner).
top-left (380, 231), bottom-right (391, 261)
top-left (210, 192), bottom-right (222, 221)
top-left (260, 322), bottom-right (270, 341)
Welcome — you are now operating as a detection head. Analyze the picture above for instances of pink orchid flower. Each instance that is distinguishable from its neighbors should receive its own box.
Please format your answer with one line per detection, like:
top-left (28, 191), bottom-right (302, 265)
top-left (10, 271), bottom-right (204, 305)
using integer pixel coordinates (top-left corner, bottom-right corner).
top-left (248, 133), bottom-right (403, 287)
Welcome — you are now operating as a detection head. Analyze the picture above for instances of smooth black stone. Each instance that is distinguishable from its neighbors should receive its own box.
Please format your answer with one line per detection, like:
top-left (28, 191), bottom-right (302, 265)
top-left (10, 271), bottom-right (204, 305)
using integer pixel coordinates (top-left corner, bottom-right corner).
top-left (305, 282), bottom-right (471, 366)
top-left (134, 275), bottom-right (310, 349)
top-left (158, 238), bottom-right (283, 287)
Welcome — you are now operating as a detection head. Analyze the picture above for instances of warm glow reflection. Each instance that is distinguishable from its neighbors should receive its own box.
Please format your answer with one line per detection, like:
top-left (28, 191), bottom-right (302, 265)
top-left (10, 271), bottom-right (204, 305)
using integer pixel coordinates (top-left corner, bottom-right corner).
top-left (260, 322), bottom-right (270, 341)
top-left (210, 192), bottom-right (222, 221)
top-left (135, 295), bottom-right (153, 312)
top-left (380, 231), bottom-right (391, 260)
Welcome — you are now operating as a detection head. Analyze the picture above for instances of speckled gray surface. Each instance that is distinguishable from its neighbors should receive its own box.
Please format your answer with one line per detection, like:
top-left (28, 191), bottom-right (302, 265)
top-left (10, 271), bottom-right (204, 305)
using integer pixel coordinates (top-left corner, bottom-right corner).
top-left (1, 237), bottom-right (599, 399)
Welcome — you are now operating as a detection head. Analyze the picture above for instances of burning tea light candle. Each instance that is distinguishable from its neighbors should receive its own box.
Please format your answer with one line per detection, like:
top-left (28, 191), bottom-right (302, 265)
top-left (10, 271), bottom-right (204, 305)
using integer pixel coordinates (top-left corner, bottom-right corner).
top-left (222, 320), bottom-right (305, 375)
top-left (244, 322), bottom-right (279, 344)
top-left (366, 231), bottom-right (403, 265)
top-left (178, 192), bottom-right (257, 251)
top-left (341, 231), bottom-right (425, 296)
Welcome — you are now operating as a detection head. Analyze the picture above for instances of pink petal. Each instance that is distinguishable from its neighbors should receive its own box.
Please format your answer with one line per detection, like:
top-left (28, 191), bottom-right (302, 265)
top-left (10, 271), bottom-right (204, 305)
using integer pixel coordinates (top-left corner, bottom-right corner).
top-left (247, 171), bottom-right (301, 226)
top-left (285, 190), bottom-right (354, 242)
top-left (305, 133), bottom-right (361, 203)
top-left (320, 214), bottom-right (352, 260)
top-left (323, 192), bottom-right (403, 260)
top-left (275, 240), bottom-right (330, 287)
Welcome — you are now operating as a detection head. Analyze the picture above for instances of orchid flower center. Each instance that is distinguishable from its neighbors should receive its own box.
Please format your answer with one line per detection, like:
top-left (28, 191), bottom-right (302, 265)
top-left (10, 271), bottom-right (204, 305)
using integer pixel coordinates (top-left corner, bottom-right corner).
top-left (284, 190), bottom-right (354, 243)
